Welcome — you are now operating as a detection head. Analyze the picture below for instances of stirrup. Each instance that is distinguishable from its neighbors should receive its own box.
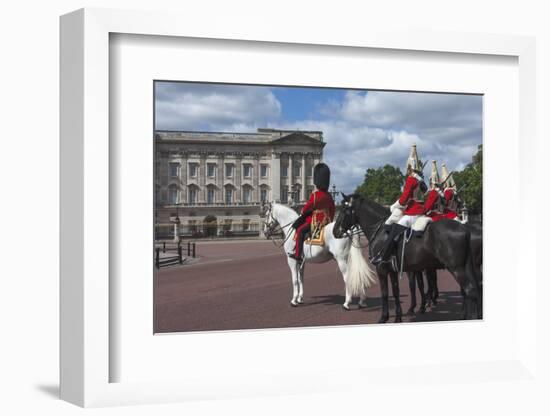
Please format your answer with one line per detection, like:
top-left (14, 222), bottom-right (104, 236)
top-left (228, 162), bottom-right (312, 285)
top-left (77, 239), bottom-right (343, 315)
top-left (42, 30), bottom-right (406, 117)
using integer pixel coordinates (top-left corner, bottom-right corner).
top-left (288, 253), bottom-right (303, 263)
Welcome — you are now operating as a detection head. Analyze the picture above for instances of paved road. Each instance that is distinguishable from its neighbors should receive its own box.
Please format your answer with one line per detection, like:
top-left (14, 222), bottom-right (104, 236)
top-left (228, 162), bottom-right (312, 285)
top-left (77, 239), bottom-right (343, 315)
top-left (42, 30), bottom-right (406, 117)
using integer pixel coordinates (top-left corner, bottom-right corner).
top-left (154, 239), bottom-right (465, 333)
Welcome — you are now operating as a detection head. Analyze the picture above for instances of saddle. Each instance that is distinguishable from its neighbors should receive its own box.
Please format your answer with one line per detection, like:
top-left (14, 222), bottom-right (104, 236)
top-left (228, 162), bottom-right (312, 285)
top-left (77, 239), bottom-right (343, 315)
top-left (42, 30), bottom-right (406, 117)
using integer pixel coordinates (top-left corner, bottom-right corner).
top-left (293, 210), bottom-right (329, 246)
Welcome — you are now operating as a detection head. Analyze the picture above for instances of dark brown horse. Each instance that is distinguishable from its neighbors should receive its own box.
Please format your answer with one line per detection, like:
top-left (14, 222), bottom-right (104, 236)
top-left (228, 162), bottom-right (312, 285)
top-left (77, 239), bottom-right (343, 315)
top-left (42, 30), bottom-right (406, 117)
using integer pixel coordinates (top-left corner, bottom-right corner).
top-left (333, 194), bottom-right (481, 323)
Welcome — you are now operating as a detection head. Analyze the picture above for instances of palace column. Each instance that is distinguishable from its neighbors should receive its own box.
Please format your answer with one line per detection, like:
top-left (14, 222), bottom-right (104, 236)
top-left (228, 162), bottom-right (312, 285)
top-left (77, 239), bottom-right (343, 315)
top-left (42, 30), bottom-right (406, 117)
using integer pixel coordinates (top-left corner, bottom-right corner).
top-left (198, 154), bottom-right (206, 203)
top-left (287, 153), bottom-right (294, 200)
top-left (270, 152), bottom-right (280, 202)
top-left (253, 154), bottom-right (260, 202)
top-left (235, 155), bottom-right (242, 203)
top-left (217, 152), bottom-right (224, 203)
top-left (301, 153), bottom-right (306, 201)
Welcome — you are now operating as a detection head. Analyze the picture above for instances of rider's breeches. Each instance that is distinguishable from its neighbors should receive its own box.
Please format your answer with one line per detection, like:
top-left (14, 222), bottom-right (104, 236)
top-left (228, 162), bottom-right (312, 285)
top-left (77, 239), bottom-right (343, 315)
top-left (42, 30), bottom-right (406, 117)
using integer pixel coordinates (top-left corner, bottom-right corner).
top-left (295, 223), bottom-right (310, 258)
top-left (397, 215), bottom-right (420, 228)
top-left (385, 206), bottom-right (404, 225)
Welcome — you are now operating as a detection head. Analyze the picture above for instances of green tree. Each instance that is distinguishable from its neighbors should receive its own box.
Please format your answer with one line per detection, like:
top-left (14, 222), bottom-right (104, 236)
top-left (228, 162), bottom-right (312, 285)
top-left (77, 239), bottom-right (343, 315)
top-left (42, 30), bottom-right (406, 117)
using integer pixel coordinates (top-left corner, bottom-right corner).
top-left (453, 144), bottom-right (483, 215)
top-left (355, 164), bottom-right (404, 206)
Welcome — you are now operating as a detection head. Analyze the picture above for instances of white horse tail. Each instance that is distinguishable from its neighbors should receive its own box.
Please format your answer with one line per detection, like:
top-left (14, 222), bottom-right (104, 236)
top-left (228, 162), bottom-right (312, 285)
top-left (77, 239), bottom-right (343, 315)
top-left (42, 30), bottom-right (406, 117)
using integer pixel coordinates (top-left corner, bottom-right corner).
top-left (346, 233), bottom-right (377, 297)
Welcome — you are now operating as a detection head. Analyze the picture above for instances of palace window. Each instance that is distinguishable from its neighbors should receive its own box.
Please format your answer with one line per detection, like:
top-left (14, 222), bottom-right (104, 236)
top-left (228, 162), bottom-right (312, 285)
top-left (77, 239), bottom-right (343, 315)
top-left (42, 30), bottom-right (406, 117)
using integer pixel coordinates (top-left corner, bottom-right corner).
top-left (207, 188), bottom-right (216, 204)
top-left (168, 185), bottom-right (179, 205)
top-left (207, 163), bottom-right (216, 177)
top-left (169, 163), bottom-right (180, 178)
top-left (260, 188), bottom-right (268, 202)
top-left (243, 186), bottom-right (252, 204)
top-left (293, 163), bottom-right (301, 177)
top-left (242, 219), bottom-right (251, 231)
top-left (225, 187), bottom-right (233, 204)
top-left (188, 187), bottom-right (197, 204)
top-left (243, 164), bottom-right (252, 178)
top-left (281, 165), bottom-right (288, 177)
top-left (189, 163), bottom-right (198, 178)
top-left (260, 164), bottom-right (268, 178)
top-left (281, 187), bottom-right (288, 203)
top-left (225, 163), bottom-right (234, 177)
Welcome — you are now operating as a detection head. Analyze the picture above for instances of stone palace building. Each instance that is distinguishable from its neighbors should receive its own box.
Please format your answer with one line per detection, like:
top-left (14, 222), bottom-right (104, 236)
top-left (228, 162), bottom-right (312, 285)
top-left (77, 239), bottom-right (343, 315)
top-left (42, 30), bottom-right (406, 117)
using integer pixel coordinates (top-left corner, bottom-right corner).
top-left (155, 128), bottom-right (326, 238)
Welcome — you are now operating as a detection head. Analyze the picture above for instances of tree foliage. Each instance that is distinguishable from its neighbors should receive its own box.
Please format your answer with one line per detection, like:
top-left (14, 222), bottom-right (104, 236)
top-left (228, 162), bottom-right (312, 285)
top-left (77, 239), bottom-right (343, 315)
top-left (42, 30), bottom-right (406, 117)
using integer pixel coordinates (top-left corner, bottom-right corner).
top-left (453, 144), bottom-right (483, 215)
top-left (354, 164), bottom-right (404, 206)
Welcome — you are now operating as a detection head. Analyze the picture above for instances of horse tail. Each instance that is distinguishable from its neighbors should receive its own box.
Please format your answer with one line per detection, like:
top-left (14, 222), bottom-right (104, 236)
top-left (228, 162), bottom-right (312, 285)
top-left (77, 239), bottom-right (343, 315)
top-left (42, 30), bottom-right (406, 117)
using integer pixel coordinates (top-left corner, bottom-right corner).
top-left (346, 233), bottom-right (377, 297)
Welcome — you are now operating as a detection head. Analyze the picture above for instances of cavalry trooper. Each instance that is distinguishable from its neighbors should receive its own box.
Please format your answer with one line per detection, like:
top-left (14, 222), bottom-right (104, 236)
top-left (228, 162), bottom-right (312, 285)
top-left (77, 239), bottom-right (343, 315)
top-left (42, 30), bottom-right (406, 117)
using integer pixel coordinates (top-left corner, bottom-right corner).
top-left (440, 163), bottom-right (459, 220)
top-left (371, 143), bottom-right (427, 266)
top-left (424, 160), bottom-right (446, 221)
top-left (289, 163), bottom-right (336, 263)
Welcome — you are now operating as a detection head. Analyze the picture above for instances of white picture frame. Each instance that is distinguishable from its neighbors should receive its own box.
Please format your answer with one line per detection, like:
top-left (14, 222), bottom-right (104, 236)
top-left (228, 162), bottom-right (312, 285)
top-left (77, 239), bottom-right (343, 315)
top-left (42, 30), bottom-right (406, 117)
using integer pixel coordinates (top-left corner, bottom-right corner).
top-left (60, 8), bottom-right (538, 408)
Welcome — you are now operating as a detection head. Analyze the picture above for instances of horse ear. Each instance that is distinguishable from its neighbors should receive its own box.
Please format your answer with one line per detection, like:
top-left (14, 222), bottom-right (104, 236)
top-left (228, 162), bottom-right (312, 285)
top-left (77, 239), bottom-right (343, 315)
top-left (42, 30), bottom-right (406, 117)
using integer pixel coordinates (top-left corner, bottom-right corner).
top-left (340, 192), bottom-right (349, 201)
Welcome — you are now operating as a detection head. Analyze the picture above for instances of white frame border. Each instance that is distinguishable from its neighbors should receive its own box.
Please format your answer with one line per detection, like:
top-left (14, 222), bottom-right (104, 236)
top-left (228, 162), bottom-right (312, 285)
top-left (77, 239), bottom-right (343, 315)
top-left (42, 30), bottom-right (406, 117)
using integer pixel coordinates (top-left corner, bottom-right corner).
top-left (60, 8), bottom-right (537, 407)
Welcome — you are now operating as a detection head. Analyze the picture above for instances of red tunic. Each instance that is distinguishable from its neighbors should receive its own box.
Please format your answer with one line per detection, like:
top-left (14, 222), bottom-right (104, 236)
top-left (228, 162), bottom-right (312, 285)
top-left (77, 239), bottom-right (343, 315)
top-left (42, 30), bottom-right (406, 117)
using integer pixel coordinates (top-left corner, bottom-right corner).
top-left (424, 189), bottom-right (445, 221)
top-left (295, 190), bottom-right (336, 257)
top-left (301, 190), bottom-right (336, 226)
top-left (398, 175), bottom-right (425, 216)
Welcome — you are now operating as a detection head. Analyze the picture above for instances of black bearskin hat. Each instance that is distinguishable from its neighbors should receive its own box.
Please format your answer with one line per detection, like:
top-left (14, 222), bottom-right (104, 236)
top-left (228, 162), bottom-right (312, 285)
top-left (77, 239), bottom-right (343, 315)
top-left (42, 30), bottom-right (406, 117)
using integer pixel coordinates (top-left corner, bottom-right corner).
top-left (313, 163), bottom-right (330, 191)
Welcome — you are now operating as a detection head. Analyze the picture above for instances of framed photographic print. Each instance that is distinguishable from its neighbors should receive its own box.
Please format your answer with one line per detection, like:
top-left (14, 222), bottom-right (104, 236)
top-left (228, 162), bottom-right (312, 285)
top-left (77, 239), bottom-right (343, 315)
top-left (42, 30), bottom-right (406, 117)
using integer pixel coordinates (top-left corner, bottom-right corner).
top-left (60, 7), bottom-right (538, 408)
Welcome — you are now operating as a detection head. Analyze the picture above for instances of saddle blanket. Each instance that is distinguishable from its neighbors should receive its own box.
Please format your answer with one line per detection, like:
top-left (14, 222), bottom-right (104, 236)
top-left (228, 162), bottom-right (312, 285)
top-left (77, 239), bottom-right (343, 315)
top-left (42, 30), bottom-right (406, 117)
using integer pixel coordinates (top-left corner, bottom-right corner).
top-left (293, 225), bottom-right (326, 246)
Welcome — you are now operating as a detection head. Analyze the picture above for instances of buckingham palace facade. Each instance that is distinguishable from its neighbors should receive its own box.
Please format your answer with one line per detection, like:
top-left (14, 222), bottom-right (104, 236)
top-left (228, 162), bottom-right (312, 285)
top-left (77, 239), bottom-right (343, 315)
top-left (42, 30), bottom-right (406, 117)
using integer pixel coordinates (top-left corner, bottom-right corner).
top-left (155, 128), bottom-right (326, 238)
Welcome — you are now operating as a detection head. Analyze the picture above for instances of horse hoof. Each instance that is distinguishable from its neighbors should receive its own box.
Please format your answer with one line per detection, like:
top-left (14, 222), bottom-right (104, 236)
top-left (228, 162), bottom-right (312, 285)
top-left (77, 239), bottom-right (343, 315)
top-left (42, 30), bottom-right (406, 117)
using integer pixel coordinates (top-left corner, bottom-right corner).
top-left (406, 308), bottom-right (415, 316)
top-left (297, 299), bottom-right (304, 304)
top-left (290, 301), bottom-right (298, 307)
top-left (378, 316), bottom-right (388, 324)
top-left (395, 316), bottom-right (403, 323)
top-left (358, 303), bottom-right (367, 309)
top-left (342, 304), bottom-right (351, 311)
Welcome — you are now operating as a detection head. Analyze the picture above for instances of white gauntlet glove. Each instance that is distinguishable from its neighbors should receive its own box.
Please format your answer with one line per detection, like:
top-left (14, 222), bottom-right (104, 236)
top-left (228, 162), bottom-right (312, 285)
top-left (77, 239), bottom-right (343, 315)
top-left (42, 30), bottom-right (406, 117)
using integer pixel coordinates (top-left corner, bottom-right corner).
top-left (390, 199), bottom-right (405, 212)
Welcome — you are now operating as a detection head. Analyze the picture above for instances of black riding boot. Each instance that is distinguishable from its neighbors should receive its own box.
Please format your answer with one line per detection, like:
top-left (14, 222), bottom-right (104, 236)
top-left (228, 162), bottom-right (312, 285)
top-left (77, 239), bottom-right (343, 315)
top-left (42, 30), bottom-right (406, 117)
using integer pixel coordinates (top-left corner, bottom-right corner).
top-left (371, 223), bottom-right (408, 266)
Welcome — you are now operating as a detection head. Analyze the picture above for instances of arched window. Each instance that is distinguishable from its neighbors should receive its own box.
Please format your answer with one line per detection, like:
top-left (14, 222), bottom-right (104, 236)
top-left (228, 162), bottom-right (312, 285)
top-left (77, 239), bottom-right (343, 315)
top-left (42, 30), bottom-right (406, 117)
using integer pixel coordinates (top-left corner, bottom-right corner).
top-left (242, 184), bottom-right (253, 204)
top-left (206, 185), bottom-right (217, 204)
top-left (260, 184), bottom-right (270, 202)
top-left (188, 185), bottom-right (199, 204)
top-left (224, 184), bottom-right (235, 205)
top-left (168, 184), bottom-right (179, 205)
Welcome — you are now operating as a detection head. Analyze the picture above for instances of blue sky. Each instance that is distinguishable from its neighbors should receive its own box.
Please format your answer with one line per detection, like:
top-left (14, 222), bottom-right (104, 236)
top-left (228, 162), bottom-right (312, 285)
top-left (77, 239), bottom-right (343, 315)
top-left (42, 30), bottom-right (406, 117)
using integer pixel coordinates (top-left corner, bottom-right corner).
top-left (155, 81), bottom-right (482, 193)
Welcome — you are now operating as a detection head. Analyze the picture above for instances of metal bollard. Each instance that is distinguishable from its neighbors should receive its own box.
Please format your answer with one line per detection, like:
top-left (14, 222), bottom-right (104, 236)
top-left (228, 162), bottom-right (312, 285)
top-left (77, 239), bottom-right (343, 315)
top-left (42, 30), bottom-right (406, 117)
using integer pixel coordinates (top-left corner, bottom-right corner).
top-left (155, 247), bottom-right (160, 269)
top-left (187, 242), bottom-right (191, 256)
top-left (163, 242), bottom-right (166, 253)
top-left (178, 245), bottom-right (183, 264)
top-left (192, 242), bottom-right (196, 258)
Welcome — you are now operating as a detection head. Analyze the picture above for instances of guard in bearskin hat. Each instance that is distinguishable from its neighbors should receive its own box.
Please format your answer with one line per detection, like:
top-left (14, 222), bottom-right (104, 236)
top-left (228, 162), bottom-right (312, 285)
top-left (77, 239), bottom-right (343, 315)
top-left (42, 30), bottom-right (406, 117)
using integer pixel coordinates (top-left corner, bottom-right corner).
top-left (371, 144), bottom-right (428, 267)
top-left (289, 163), bottom-right (335, 262)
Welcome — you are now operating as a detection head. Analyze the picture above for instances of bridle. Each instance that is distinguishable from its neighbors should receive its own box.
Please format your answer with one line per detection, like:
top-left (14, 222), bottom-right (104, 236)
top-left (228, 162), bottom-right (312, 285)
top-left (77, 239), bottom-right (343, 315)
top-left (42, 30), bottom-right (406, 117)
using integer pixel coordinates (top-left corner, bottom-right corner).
top-left (262, 203), bottom-right (296, 247)
top-left (337, 198), bottom-right (385, 253)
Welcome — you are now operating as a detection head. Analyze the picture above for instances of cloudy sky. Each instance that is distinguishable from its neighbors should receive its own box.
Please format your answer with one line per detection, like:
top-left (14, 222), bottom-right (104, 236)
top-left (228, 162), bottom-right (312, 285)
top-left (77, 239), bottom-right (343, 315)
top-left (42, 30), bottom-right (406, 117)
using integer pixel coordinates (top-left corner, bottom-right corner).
top-left (155, 81), bottom-right (482, 193)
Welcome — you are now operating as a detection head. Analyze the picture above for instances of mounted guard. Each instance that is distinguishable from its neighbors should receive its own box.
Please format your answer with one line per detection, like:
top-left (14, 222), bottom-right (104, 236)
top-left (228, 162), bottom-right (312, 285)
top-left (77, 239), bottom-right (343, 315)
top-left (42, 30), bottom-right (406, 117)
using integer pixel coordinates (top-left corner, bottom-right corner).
top-left (424, 160), bottom-right (446, 221)
top-left (371, 144), bottom-right (427, 266)
top-left (440, 163), bottom-right (460, 220)
top-left (288, 163), bottom-right (336, 262)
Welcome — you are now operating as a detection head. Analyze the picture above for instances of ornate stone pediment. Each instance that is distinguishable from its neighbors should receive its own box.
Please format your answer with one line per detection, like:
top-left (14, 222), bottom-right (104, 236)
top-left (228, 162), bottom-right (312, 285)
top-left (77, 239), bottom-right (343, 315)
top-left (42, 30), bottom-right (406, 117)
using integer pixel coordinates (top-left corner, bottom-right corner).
top-left (270, 132), bottom-right (325, 147)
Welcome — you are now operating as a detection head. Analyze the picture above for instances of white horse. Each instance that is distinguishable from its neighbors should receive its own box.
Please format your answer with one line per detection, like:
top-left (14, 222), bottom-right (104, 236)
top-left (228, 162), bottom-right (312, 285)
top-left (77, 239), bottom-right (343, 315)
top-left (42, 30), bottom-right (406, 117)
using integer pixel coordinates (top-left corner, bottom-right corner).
top-left (262, 202), bottom-right (377, 309)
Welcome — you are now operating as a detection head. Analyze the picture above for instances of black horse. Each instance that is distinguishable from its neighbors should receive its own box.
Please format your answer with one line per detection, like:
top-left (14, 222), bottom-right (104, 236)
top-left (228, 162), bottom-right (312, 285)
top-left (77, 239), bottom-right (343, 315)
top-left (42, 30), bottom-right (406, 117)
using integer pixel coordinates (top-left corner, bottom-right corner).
top-left (333, 193), bottom-right (481, 322)
top-left (426, 220), bottom-right (483, 310)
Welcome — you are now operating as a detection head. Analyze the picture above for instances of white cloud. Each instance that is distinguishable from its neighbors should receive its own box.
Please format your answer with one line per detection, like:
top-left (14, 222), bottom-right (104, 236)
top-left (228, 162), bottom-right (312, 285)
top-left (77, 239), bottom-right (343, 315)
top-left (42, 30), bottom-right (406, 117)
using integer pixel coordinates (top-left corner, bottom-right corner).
top-left (156, 84), bottom-right (482, 194)
top-left (155, 82), bottom-right (281, 131)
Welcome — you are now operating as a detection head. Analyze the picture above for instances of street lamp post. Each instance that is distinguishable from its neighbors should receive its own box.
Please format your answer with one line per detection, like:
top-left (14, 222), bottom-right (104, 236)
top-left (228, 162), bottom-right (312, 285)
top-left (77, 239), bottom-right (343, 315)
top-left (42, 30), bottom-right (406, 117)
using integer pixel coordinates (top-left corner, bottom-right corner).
top-left (174, 202), bottom-right (182, 243)
top-left (329, 184), bottom-right (338, 202)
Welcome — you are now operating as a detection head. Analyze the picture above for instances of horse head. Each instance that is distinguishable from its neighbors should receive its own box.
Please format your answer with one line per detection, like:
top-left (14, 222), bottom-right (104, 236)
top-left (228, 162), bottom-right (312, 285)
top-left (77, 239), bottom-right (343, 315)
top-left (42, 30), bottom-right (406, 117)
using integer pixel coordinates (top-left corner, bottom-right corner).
top-left (261, 201), bottom-right (278, 239)
top-left (333, 192), bottom-right (360, 238)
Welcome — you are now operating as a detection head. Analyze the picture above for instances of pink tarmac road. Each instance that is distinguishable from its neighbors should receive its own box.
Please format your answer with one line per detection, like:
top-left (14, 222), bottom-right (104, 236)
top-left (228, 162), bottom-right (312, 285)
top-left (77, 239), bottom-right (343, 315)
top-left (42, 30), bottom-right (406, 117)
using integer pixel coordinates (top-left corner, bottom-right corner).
top-left (154, 239), bottom-right (466, 333)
